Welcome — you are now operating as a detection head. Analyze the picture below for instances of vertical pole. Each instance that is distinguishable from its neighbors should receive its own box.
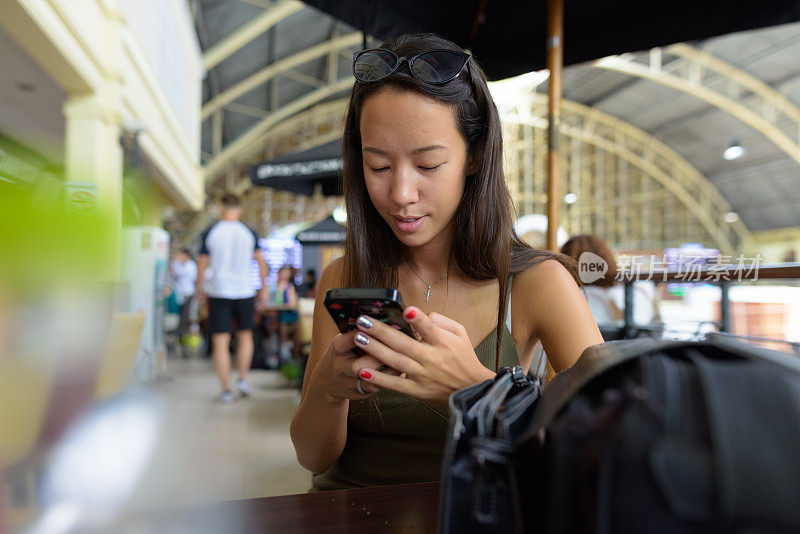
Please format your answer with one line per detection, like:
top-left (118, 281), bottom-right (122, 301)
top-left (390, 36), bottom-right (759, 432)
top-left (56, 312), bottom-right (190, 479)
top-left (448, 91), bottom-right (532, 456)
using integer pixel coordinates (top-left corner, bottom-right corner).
top-left (624, 280), bottom-right (635, 338)
top-left (0, 463), bottom-right (5, 534)
top-left (719, 281), bottom-right (731, 332)
top-left (212, 110), bottom-right (222, 156)
top-left (546, 0), bottom-right (564, 251)
top-left (328, 26), bottom-right (339, 84)
top-left (524, 122), bottom-right (535, 215)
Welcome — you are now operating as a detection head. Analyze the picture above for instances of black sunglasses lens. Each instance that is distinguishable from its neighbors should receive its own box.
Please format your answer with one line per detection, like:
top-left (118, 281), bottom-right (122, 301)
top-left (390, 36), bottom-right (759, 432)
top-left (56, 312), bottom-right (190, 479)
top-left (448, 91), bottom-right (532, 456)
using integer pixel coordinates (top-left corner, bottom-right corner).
top-left (410, 51), bottom-right (467, 83)
top-left (354, 50), bottom-right (398, 82)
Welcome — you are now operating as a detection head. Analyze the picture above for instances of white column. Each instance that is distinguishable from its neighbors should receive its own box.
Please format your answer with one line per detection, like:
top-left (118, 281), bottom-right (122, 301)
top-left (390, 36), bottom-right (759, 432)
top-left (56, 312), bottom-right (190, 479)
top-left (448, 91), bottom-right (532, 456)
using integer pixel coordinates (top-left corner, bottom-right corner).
top-left (62, 2), bottom-right (124, 277)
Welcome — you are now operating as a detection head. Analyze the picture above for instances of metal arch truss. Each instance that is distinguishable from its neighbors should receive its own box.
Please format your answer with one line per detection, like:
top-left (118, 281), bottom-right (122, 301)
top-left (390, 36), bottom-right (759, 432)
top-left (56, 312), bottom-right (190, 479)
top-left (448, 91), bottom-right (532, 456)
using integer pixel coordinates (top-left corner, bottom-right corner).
top-left (175, 98), bottom-right (349, 247)
top-left (203, 0), bottom-right (304, 72)
top-left (204, 77), bottom-right (352, 179)
top-left (239, 98), bottom-right (347, 233)
top-left (202, 31), bottom-right (360, 180)
top-left (594, 43), bottom-right (800, 168)
top-left (232, 97), bottom-right (348, 196)
top-left (501, 94), bottom-right (752, 254)
top-left (202, 31), bottom-right (361, 120)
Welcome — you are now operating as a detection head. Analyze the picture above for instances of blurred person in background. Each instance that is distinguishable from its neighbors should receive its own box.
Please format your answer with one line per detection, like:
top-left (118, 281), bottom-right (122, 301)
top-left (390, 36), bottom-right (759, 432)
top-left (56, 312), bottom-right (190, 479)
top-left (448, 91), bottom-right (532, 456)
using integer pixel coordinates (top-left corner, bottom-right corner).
top-left (170, 249), bottom-right (197, 354)
top-left (171, 249), bottom-right (197, 304)
top-left (561, 234), bottom-right (659, 326)
top-left (196, 194), bottom-right (268, 403)
top-left (297, 269), bottom-right (317, 298)
top-left (267, 264), bottom-right (299, 362)
top-left (561, 235), bottom-right (622, 325)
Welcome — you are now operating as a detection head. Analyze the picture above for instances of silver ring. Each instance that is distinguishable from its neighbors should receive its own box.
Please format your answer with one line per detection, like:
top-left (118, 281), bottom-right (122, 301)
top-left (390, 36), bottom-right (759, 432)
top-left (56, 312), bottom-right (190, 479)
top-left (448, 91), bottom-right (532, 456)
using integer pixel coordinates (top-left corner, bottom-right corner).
top-left (356, 378), bottom-right (366, 395)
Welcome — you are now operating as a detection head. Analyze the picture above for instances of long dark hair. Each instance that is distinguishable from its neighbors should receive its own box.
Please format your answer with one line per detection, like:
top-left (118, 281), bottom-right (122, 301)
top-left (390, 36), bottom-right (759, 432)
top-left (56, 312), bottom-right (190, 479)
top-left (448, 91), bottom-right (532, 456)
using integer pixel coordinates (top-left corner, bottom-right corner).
top-left (341, 33), bottom-right (577, 370)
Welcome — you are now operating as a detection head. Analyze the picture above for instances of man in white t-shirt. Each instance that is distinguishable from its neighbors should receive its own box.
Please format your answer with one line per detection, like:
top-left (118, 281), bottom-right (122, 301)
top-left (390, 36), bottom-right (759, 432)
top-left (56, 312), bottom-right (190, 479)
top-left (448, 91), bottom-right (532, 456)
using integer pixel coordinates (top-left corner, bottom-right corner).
top-left (196, 193), bottom-right (268, 403)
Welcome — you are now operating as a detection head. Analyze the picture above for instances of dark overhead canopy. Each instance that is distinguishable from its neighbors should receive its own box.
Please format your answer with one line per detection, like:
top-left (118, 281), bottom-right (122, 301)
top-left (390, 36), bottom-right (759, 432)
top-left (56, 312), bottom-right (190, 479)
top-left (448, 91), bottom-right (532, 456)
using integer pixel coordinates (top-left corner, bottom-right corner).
top-left (296, 215), bottom-right (347, 245)
top-left (249, 140), bottom-right (342, 197)
top-left (302, 0), bottom-right (800, 80)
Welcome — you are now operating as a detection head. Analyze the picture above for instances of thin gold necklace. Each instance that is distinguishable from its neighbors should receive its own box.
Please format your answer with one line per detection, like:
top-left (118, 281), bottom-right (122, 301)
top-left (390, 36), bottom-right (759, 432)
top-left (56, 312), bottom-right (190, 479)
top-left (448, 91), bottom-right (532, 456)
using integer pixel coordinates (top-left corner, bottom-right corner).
top-left (407, 263), bottom-right (448, 302)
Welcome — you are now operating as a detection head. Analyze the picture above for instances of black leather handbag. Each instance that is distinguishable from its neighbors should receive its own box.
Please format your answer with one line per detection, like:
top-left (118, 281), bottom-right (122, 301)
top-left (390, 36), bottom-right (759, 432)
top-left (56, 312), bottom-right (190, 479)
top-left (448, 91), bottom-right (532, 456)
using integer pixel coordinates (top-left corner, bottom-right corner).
top-left (439, 366), bottom-right (542, 533)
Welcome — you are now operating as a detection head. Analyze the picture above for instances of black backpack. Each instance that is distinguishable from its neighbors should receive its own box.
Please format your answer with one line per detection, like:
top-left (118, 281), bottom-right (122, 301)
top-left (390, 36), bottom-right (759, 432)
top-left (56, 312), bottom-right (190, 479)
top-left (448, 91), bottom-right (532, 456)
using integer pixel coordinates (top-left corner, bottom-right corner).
top-left (522, 337), bottom-right (800, 534)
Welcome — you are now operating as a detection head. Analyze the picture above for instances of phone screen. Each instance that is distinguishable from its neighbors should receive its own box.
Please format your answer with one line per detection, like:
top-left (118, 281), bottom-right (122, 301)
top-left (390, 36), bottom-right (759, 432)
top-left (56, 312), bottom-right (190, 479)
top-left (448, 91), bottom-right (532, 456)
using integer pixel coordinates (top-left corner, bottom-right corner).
top-left (324, 288), bottom-right (414, 338)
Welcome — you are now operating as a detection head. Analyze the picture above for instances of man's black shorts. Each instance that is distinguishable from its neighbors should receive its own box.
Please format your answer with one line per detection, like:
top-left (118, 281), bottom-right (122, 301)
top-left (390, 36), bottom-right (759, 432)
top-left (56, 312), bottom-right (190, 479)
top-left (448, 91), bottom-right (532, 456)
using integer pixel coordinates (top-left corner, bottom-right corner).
top-left (208, 297), bottom-right (255, 334)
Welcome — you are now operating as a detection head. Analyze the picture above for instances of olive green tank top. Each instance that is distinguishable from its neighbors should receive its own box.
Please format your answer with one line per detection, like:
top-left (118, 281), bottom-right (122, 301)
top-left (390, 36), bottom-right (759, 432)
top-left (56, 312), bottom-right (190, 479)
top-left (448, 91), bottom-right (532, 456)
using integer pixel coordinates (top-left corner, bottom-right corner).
top-left (311, 276), bottom-right (523, 491)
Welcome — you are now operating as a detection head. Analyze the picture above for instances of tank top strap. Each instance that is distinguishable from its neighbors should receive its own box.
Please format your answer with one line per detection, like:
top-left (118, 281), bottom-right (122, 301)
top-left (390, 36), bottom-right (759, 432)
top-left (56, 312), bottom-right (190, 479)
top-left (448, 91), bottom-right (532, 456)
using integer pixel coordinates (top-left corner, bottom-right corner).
top-left (505, 274), bottom-right (513, 338)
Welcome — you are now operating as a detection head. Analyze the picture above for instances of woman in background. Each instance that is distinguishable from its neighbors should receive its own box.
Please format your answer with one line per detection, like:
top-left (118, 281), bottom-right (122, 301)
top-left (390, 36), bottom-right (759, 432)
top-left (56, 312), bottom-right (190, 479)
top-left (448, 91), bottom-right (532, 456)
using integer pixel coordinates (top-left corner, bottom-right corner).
top-left (267, 265), bottom-right (298, 361)
top-left (561, 235), bottom-right (622, 325)
top-left (561, 234), bottom-right (659, 328)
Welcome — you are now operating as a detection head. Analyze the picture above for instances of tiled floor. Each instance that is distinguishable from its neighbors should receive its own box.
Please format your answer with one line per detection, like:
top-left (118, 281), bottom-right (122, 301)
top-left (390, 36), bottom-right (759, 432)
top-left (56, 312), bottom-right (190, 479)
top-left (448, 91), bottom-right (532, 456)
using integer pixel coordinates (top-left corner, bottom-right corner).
top-left (127, 357), bottom-right (311, 511)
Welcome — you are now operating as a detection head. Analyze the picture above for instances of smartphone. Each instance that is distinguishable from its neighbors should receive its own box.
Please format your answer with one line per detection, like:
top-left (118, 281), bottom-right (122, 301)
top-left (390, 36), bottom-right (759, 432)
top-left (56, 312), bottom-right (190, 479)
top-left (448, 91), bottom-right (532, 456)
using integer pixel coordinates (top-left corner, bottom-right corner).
top-left (324, 288), bottom-right (415, 338)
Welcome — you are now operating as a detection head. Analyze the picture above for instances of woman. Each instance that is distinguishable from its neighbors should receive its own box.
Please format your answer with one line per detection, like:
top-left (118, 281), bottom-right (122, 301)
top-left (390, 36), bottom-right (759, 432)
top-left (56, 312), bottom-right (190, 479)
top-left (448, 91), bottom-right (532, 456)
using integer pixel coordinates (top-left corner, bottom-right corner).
top-left (561, 235), bottom-right (659, 327)
top-left (561, 235), bottom-right (623, 325)
top-left (290, 33), bottom-right (602, 490)
top-left (267, 265), bottom-right (299, 361)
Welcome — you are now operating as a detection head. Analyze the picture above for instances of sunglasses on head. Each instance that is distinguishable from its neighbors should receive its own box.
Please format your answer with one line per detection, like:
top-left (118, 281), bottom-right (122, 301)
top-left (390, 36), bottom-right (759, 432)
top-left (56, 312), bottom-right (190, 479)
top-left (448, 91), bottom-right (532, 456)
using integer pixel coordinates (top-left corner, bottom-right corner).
top-left (352, 48), bottom-right (471, 84)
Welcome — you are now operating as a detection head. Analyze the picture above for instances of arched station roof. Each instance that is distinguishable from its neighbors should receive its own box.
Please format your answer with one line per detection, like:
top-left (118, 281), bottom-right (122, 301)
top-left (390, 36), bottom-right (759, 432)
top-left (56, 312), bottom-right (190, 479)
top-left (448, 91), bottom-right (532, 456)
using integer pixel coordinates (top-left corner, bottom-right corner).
top-left (189, 1), bottom-right (800, 237)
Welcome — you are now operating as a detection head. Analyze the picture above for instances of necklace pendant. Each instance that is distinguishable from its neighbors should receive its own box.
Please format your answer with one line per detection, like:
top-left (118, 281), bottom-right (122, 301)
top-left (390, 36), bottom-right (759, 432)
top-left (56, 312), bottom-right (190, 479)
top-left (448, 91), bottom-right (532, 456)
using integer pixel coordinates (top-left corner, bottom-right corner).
top-left (425, 285), bottom-right (432, 302)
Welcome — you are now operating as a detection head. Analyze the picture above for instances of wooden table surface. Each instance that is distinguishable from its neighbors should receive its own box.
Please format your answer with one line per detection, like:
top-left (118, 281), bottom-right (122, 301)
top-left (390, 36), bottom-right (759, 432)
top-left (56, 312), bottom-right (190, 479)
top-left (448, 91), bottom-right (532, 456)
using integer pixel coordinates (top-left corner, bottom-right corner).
top-left (136, 481), bottom-right (441, 533)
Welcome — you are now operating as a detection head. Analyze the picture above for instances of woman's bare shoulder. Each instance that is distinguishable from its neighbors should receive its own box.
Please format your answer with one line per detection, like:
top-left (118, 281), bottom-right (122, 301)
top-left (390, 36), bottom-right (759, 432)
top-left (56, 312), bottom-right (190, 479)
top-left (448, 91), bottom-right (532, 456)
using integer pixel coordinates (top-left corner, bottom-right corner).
top-left (513, 257), bottom-right (578, 298)
top-left (318, 257), bottom-right (345, 292)
top-left (513, 257), bottom-right (602, 371)
top-left (511, 258), bottom-right (582, 332)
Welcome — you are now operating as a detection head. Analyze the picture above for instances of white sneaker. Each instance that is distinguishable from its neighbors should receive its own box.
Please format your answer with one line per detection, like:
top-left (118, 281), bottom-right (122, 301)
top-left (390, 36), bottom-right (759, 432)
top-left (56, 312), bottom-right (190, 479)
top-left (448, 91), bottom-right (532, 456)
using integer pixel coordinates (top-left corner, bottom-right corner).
top-left (237, 379), bottom-right (252, 397)
top-left (218, 390), bottom-right (235, 403)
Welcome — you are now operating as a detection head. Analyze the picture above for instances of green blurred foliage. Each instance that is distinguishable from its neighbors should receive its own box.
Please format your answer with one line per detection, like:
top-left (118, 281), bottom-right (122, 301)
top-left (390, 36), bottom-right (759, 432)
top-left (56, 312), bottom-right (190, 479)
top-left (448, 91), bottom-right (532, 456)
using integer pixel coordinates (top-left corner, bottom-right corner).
top-left (280, 361), bottom-right (303, 381)
top-left (0, 182), bottom-right (116, 297)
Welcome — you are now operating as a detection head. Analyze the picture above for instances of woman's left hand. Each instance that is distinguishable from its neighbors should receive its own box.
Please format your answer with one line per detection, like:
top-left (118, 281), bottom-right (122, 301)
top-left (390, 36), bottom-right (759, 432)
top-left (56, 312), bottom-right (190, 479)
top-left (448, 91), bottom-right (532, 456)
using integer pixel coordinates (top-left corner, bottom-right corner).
top-left (353, 307), bottom-right (495, 409)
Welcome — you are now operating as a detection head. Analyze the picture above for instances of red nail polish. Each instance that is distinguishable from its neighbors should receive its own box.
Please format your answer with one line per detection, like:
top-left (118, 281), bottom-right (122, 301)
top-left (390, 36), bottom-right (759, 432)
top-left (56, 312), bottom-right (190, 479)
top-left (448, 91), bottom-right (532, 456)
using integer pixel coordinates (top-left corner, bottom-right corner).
top-left (360, 370), bottom-right (372, 380)
top-left (406, 309), bottom-right (416, 320)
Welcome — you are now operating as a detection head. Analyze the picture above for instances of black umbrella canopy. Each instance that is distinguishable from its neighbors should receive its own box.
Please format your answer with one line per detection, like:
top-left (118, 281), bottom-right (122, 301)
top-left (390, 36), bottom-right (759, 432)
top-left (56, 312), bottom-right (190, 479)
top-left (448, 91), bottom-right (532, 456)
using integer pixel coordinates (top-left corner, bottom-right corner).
top-left (302, 0), bottom-right (800, 81)
top-left (250, 140), bottom-right (342, 197)
top-left (296, 215), bottom-right (347, 245)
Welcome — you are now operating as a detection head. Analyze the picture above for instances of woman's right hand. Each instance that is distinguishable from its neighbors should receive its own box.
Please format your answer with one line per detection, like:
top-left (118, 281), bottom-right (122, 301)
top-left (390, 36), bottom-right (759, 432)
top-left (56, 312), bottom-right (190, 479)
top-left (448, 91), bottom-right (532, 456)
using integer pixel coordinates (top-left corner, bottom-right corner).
top-left (310, 330), bottom-right (385, 400)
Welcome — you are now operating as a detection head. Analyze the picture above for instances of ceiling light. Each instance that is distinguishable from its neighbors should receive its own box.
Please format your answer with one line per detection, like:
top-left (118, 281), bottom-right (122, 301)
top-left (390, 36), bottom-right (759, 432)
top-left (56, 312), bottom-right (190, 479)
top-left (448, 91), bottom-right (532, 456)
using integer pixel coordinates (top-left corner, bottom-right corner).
top-left (333, 206), bottom-right (347, 223)
top-left (723, 143), bottom-right (745, 161)
top-left (723, 212), bottom-right (739, 223)
top-left (564, 193), bottom-right (577, 204)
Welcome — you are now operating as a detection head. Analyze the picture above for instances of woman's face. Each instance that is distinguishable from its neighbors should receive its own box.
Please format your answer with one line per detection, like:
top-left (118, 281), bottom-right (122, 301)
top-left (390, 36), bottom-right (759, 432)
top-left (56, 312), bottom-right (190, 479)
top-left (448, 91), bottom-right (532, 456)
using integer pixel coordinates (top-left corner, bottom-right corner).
top-left (360, 88), bottom-right (470, 250)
